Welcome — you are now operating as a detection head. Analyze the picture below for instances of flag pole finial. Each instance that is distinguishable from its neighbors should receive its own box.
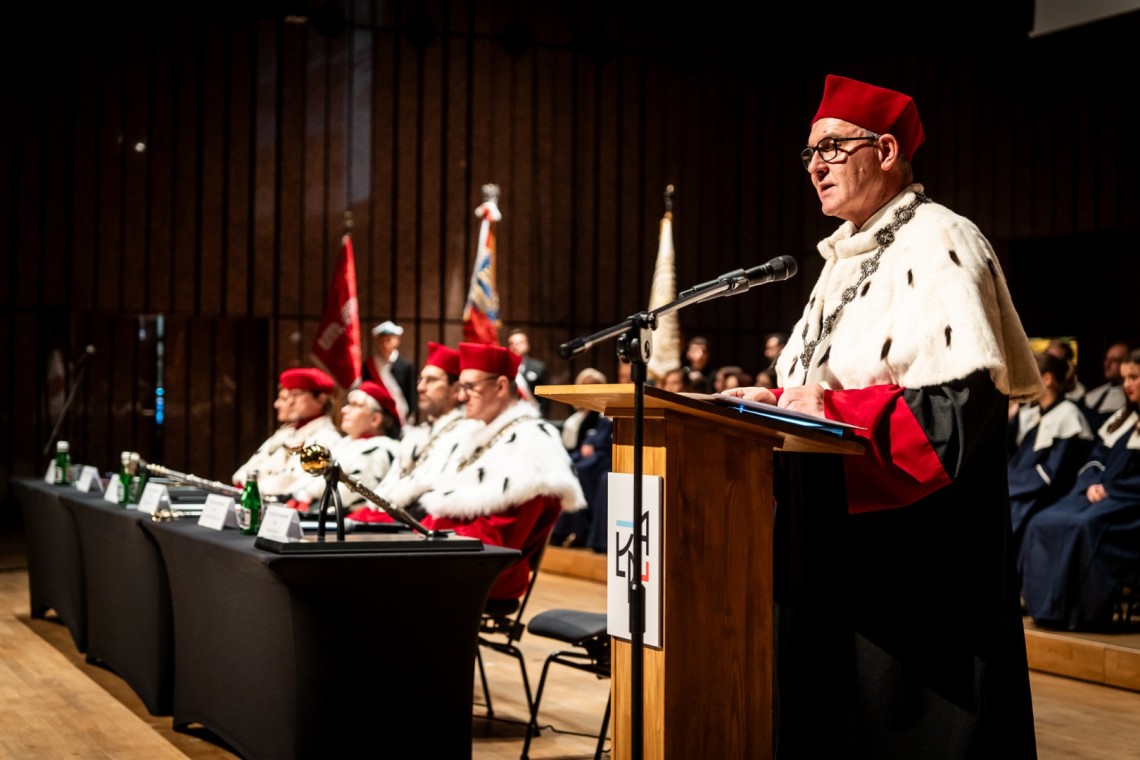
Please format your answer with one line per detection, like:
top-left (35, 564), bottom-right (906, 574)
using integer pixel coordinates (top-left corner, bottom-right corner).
top-left (342, 210), bottom-right (354, 236)
top-left (664, 184), bottom-right (674, 214)
top-left (481, 183), bottom-right (500, 204)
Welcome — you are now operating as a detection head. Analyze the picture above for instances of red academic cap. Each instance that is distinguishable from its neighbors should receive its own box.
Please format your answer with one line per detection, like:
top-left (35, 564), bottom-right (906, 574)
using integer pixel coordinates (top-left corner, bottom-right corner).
top-left (353, 380), bottom-right (399, 420)
top-left (812, 74), bottom-right (925, 161)
top-left (424, 341), bottom-right (461, 377)
top-left (459, 342), bottom-right (522, 379)
top-left (279, 367), bottom-right (335, 394)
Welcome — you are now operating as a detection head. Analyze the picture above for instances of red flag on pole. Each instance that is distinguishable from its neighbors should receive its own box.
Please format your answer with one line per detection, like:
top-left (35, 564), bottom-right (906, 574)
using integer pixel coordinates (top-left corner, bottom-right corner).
top-left (311, 233), bottom-right (362, 389)
top-left (463, 184), bottom-right (503, 345)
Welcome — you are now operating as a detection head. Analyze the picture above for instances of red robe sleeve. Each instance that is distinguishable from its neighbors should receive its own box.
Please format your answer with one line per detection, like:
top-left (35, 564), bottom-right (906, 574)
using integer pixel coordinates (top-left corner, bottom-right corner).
top-left (822, 384), bottom-right (952, 513)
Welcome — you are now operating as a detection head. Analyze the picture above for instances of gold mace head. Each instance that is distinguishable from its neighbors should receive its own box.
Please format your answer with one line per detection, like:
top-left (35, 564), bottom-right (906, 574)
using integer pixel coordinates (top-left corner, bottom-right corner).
top-left (297, 444), bottom-right (332, 475)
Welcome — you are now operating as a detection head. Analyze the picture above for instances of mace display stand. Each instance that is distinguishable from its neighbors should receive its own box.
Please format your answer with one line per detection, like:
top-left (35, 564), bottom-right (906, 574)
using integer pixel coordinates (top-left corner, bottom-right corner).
top-left (538, 384), bottom-right (864, 760)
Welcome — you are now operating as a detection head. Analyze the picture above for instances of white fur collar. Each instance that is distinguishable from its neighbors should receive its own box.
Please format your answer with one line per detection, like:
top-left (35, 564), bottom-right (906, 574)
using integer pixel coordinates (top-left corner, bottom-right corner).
top-left (778, 185), bottom-right (1043, 401)
top-left (418, 402), bottom-right (585, 519)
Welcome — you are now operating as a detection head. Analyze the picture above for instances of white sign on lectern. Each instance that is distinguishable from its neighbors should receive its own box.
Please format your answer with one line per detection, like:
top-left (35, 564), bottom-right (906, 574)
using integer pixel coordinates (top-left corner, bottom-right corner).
top-left (607, 472), bottom-right (663, 648)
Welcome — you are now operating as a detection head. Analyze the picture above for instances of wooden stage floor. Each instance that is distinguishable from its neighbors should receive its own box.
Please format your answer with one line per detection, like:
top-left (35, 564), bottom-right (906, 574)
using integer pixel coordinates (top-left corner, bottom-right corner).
top-left (3, 529), bottom-right (1140, 759)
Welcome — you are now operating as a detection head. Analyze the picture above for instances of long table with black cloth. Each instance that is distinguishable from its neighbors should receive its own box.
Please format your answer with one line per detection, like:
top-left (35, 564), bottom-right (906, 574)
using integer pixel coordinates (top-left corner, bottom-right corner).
top-left (11, 476), bottom-right (520, 759)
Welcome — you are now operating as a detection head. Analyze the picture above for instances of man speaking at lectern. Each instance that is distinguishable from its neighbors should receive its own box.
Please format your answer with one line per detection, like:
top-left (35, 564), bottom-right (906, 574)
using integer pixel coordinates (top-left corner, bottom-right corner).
top-left (724, 75), bottom-right (1042, 758)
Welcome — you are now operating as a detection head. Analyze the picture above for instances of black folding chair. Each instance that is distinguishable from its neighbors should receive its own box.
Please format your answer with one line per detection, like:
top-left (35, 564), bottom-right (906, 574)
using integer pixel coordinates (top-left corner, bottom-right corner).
top-left (520, 608), bottom-right (611, 760)
top-left (475, 542), bottom-right (547, 719)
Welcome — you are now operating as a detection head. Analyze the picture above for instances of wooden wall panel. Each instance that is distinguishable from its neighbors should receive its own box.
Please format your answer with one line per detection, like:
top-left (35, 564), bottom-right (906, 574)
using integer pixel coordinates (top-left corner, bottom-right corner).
top-left (122, 24), bottom-right (150, 315)
top-left (392, 34), bottom-right (421, 327)
top-left (362, 30), bottom-right (394, 327)
top-left (251, 20), bottom-right (280, 320)
top-left (4, 4), bottom-right (1140, 522)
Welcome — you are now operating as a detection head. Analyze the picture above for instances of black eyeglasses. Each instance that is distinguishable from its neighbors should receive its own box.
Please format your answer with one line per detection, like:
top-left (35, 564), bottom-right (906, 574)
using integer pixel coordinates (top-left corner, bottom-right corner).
top-left (456, 376), bottom-right (497, 395)
top-left (800, 135), bottom-right (879, 171)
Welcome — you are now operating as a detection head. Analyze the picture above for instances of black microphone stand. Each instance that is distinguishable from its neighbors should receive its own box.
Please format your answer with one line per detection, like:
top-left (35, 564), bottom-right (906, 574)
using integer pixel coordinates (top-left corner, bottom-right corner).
top-left (559, 274), bottom-right (744, 760)
top-left (43, 349), bottom-right (94, 459)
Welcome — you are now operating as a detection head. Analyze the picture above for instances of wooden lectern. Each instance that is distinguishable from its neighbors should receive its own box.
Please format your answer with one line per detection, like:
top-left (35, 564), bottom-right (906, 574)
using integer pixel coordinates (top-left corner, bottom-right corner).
top-left (538, 384), bottom-right (864, 760)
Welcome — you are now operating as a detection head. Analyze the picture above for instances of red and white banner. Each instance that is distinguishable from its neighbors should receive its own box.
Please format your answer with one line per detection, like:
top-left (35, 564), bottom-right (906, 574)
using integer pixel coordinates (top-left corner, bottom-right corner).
top-left (311, 233), bottom-right (362, 389)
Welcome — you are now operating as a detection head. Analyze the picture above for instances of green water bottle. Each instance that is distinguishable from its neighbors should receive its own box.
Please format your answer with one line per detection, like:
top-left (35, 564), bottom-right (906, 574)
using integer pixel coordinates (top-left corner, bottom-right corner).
top-left (118, 451), bottom-right (132, 506)
top-left (240, 470), bottom-right (263, 536)
top-left (54, 441), bottom-right (70, 485)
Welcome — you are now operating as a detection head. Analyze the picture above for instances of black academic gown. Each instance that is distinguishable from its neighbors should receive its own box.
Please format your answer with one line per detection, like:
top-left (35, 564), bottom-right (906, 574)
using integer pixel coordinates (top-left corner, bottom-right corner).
top-left (773, 371), bottom-right (1037, 759)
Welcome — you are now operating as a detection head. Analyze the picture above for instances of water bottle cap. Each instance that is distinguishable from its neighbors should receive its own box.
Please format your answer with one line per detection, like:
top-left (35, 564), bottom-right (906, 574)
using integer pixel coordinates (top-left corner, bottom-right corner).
top-left (121, 451), bottom-right (132, 464)
top-left (57, 441), bottom-right (70, 453)
top-left (248, 470), bottom-right (259, 480)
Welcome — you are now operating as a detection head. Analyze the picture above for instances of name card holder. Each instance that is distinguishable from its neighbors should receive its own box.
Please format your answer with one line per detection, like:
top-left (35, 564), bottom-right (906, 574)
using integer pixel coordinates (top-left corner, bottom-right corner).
top-left (198, 494), bottom-right (239, 531)
top-left (44, 462), bottom-right (57, 484)
top-left (137, 482), bottom-right (171, 516)
top-left (74, 465), bottom-right (104, 494)
top-left (258, 505), bottom-right (304, 543)
top-left (104, 478), bottom-right (124, 503)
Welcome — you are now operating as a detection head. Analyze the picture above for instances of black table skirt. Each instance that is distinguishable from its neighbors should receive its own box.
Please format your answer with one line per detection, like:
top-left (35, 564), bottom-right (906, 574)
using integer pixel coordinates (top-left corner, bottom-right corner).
top-left (13, 478), bottom-right (88, 653)
top-left (143, 519), bottom-right (518, 760)
top-left (62, 491), bottom-right (174, 715)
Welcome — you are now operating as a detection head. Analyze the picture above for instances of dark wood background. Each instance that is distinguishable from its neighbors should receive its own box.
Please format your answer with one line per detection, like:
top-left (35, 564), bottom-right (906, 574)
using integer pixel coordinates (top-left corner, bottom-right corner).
top-left (3, 0), bottom-right (1138, 522)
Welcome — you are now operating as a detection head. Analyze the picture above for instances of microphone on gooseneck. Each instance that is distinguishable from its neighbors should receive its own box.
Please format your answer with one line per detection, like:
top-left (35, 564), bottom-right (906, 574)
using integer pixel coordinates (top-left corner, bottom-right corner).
top-left (678, 256), bottom-right (799, 301)
top-left (743, 255), bottom-right (798, 287)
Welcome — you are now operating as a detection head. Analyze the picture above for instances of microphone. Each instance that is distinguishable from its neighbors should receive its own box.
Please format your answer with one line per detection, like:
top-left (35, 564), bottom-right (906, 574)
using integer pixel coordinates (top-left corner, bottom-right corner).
top-left (744, 255), bottom-right (798, 287)
top-left (679, 256), bottom-right (798, 300)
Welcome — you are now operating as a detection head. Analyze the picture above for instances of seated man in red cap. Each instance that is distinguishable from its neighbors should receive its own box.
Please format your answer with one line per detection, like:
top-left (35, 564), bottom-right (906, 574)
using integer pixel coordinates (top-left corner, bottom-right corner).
top-left (369, 341), bottom-right (479, 510)
top-left (414, 342), bottom-right (585, 600)
top-left (327, 380), bottom-right (402, 512)
top-left (232, 367), bottom-right (343, 504)
top-left (722, 75), bottom-right (1041, 756)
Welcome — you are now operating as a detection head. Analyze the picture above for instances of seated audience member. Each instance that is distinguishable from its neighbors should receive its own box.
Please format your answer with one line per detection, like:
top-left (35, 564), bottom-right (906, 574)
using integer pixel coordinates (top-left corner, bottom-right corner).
top-left (415, 342), bottom-right (585, 600)
top-left (330, 381), bottom-right (401, 512)
top-left (714, 365), bottom-right (752, 393)
top-left (233, 368), bottom-right (343, 505)
top-left (683, 336), bottom-right (714, 393)
top-left (661, 366), bottom-right (690, 393)
top-left (1045, 338), bottom-right (1084, 403)
top-left (754, 367), bottom-right (777, 389)
top-left (552, 368), bottom-right (613, 551)
top-left (1007, 353), bottom-right (1094, 562)
top-left (761, 331), bottom-right (788, 373)
top-left (1082, 341), bottom-right (1131, 428)
top-left (1020, 348), bottom-right (1140, 630)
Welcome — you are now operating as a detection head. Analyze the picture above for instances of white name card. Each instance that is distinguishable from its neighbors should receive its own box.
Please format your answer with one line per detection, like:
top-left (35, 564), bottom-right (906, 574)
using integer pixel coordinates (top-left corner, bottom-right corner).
top-left (137, 482), bottom-right (170, 515)
top-left (74, 465), bottom-right (104, 494)
top-left (44, 462), bottom-right (58, 484)
top-left (104, 478), bottom-right (124, 503)
top-left (258, 505), bottom-right (303, 542)
top-left (198, 494), bottom-right (239, 531)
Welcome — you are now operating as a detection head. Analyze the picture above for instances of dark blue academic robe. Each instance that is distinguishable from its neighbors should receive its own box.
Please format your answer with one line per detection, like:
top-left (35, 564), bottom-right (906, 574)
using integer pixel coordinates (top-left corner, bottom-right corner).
top-left (1007, 399), bottom-right (1093, 562)
top-left (1020, 408), bottom-right (1140, 630)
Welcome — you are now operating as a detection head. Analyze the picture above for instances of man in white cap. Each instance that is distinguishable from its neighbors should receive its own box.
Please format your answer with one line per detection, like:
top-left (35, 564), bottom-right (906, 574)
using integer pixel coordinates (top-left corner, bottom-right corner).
top-left (365, 319), bottom-right (415, 425)
top-left (724, 74), bottom-right (1042, 757)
